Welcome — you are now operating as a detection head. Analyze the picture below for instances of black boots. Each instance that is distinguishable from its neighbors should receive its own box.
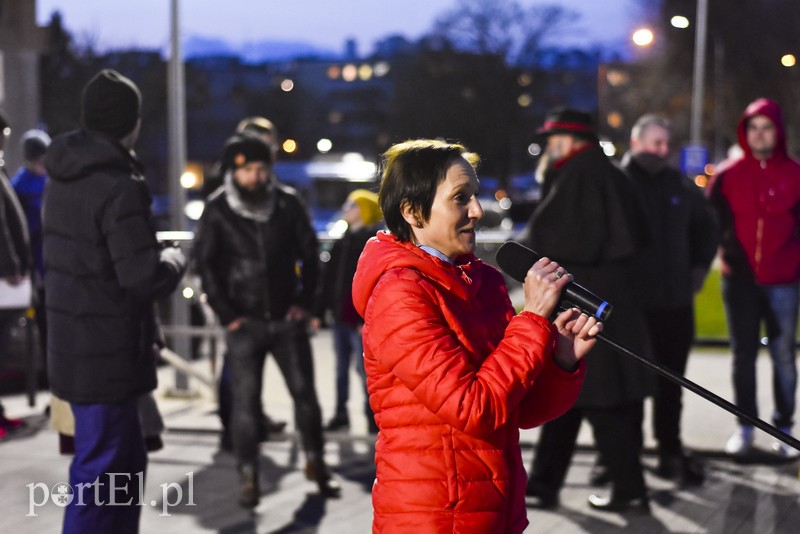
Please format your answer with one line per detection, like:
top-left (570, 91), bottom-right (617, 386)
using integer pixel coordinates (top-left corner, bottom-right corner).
top-left (305, 453), bottom-right (342, 498)
top-left (238, 464), bottom-right (260, 508)
top-left (324, 414), bottom-right (350, 432)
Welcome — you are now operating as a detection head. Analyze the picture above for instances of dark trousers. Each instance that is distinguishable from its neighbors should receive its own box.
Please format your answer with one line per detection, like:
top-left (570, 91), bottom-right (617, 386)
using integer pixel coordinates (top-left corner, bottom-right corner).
top-left (643, 306), bottom-right (694, 455)
top-left (722, 278), bottom-right (799, 428)
top-left (225, 319), bottom-right (324, 467)
top-left (64, 398), bottom-right (147, 534)
top-left (529, 402), bottom-right (646, 500)
top-left (331, 322), bottom-right (372, 421)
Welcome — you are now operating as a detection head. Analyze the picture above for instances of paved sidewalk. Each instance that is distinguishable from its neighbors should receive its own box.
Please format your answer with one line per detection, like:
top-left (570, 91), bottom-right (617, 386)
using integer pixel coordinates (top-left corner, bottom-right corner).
top-left (2, 330), bottom-right (800, 533)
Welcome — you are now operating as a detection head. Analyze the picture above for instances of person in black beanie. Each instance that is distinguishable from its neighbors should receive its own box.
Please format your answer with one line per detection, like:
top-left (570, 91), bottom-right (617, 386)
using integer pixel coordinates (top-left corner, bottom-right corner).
top-left (81, 69), bottom-right (142, 139)
top-left (194, 133), bottom-right (341, 507)
top-left (43, 69), bottom-right (187, 534)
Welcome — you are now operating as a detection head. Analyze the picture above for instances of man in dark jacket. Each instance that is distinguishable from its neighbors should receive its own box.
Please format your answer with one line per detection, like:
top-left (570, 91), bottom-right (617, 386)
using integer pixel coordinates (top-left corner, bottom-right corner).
top-left (521, 107), bottom-right (653, 513)
top-left (43, 69), bottom-right (187, 534)
top-left (312, 189), bottom-right (382, 433)
top-left (0, 108), bottom-right (29, 438)
top-left (623, 114), bottom-right (718, 484)
top-left (707, 98), bottom-right (800, 459)
top-left (194, 133), bottom-right (340, 508)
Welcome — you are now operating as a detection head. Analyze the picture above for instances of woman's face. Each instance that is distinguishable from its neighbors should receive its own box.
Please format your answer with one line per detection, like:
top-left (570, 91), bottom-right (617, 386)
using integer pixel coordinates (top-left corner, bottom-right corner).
top-left (408, 157), bottom-right (484, 261)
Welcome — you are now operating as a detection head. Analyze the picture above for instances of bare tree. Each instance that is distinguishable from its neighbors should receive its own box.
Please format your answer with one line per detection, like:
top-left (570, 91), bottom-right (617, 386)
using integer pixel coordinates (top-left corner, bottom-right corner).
top-left (430, 0), bottom-right (578, 65)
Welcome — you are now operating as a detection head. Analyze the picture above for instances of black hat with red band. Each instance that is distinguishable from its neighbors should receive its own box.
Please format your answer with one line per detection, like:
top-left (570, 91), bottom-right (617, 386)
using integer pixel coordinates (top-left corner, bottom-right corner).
top-left (536, 107), bottom-right (599, 143)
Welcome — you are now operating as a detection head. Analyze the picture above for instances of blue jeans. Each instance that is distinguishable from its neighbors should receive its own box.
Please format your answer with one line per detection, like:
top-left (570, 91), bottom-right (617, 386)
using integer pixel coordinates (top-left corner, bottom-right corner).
top-left (332, 322), bottom-right (368, 419)
top-left (64, 399), bottom-right (147, 534)
top-left (722, 278), bottom-right (799, 428)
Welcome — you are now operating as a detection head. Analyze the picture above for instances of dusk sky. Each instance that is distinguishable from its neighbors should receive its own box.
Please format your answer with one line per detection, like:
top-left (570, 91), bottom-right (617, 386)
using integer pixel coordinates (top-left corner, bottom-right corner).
top-left (37, 0), bottom-right (647, 55)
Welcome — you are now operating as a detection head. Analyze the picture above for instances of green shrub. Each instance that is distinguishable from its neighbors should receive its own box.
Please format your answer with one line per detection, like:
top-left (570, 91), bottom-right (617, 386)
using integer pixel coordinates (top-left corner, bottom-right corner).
top-left (694, 268), bottom-right (728, 341)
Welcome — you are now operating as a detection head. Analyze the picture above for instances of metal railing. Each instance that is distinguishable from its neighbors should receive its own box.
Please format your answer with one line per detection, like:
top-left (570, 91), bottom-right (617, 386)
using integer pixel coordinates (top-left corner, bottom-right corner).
top-left (153, 229), bottom-right (742, 395)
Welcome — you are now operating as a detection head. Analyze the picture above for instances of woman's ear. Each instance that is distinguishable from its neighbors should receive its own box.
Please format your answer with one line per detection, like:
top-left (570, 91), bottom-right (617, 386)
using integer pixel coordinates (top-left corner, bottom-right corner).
top-left (400, 200), bottom-right (423, 228)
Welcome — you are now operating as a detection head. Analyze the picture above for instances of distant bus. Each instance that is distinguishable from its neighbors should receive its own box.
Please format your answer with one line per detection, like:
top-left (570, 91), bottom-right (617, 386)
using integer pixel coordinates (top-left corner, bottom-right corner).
top-left (274, 153), bottom-right (379, 233)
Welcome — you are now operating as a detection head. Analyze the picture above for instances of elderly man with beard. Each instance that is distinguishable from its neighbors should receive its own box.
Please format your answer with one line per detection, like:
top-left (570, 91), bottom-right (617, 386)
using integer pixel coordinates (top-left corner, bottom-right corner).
top-left (622, 114), bottom-right (718, 484)
top-left (194, 133), bottom-right (340, 508)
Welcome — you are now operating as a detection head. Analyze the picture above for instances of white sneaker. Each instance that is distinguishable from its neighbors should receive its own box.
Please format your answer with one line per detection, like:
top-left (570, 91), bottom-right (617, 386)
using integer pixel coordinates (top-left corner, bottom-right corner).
top-left (725, 426), bottom-right (754, 456)
top-left (772, 427), bottom-right (800, 459)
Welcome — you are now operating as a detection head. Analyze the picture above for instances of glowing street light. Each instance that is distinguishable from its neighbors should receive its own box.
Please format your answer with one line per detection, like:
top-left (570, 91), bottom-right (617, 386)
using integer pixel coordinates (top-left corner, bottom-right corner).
top-left (781, 54), bottom-right (797, 68)
top-left (632, 28), bottom-right (655, 47)
top-left (670, 16), bottom-right (690, 29)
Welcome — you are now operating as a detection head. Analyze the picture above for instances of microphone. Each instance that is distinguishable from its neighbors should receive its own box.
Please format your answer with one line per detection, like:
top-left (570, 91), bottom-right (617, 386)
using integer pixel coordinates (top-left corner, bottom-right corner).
top-left (495, 241), bottom-right (612, 321)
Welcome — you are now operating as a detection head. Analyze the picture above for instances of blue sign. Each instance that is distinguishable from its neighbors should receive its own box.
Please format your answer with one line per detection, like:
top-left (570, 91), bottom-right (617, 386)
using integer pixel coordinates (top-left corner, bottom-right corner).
top-left (681, 144), bottom-right (709, 175)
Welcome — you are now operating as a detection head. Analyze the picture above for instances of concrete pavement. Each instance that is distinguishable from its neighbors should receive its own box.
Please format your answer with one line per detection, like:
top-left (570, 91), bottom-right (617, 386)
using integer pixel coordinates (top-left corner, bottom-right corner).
top-left (2, 329), bottom-right (800, 533)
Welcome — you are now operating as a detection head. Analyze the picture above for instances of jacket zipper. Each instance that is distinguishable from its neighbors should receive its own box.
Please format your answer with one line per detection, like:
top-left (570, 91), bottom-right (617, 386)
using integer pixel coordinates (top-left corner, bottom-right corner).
top-left (256, 222), bottom-right (271, 320)
top-left (754, 160), bottom-right (768, 279)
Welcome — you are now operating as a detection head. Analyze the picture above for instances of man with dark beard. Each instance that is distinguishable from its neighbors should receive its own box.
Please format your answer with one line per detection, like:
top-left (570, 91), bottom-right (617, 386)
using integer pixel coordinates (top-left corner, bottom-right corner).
top-left (194, 134), bottom-right (340, 508)
top-left (622, 114), bottom-right (717, 484)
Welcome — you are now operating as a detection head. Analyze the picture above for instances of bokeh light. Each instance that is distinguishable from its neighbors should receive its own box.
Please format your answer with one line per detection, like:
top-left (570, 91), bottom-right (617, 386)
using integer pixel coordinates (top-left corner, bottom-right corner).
top-left (632, 28), bottom-right (655, 47)
top-left (670, 16), bottom-right (690, 29)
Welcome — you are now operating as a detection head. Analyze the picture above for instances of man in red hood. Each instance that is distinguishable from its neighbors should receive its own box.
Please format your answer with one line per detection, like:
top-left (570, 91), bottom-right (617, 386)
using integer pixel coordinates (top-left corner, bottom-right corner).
top-left (707, 98), bottom-right (800, 458)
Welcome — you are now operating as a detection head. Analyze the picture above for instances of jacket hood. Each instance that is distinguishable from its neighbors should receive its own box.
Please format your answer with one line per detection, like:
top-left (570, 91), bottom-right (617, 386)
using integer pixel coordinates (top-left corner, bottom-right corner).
top-left (45, 129), bottom-right (141, 183)
top-left (737, 98), bottom-right (788, 160)
top-left (352, 231), bottom-right (480, 318)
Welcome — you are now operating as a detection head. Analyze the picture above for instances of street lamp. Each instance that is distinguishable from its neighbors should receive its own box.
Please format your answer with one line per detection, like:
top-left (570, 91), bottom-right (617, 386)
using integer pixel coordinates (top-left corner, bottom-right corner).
top-left (670, 16), bottom-right (690, 29)
top-left (632, 28), bottom-right (655, 47)
top-left (690, 0), bottom-right (709, 146)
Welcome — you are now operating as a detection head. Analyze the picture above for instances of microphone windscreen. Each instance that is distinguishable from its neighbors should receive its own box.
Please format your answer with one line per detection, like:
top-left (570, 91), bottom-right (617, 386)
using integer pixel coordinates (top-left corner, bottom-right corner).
top-left (495, 241), bottom-right (613, 321)
top-left (496, 241), bottom-right (540, 283)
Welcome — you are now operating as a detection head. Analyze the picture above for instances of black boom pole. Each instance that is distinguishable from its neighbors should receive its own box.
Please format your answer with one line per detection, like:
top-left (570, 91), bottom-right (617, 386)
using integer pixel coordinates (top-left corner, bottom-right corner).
top-left (596, 333), bottom-right (800, 451)
top-left (496, 241), bottom-right (800, 452)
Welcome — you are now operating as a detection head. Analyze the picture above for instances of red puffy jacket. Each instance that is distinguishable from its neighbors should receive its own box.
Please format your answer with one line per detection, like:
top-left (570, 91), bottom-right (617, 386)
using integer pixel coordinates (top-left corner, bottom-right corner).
top-left (352, 232), bottom-right (585, 533)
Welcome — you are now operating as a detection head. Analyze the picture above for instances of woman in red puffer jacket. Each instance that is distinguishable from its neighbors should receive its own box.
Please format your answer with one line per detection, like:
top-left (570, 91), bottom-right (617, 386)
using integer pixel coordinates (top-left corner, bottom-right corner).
top-left (352, 139), bottom-right (602, 533)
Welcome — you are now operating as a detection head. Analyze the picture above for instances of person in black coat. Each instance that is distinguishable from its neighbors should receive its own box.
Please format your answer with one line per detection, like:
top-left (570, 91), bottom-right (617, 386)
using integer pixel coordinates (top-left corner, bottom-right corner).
top-left (312, 189), bottom-right (382, 433)
top-left (43, 70), bottom-right (187, 534)
top-left (622, 114), bottom-right (718, 484)
top-left (0, 108), bottom-right (30, 438)
top-left (193, 133), bottom-right (340, 508)
top-left (519, 107), bottom-right (654, 513)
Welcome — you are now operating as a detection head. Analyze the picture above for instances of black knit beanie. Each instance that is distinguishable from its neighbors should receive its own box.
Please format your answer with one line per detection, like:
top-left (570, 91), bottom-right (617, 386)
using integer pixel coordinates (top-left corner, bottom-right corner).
top-left (222, 133), bottom-right (274, 171)
top-left (81, 69), bottom-right (141, 139)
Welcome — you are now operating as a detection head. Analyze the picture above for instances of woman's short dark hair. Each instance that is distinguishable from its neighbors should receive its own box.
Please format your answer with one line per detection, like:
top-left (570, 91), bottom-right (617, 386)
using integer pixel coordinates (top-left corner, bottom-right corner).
top-left (379, 139), bottom-right (479, 242)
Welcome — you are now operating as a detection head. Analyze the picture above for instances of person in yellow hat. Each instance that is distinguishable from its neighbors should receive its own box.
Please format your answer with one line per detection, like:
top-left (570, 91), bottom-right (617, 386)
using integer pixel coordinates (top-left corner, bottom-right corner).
top-left (313, 189), bottom-right (382, 433)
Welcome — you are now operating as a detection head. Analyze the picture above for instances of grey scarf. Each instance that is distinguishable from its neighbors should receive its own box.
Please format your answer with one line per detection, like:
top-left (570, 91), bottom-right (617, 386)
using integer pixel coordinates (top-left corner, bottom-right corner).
top-left (223, 171), bottom-right (276, 222)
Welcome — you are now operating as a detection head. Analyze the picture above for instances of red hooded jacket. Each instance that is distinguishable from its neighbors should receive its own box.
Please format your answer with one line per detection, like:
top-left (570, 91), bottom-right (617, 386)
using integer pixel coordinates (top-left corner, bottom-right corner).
top-left (352, 231), bottom-right (585, 533)
top-left (707, 98), bottom-right (800, 284)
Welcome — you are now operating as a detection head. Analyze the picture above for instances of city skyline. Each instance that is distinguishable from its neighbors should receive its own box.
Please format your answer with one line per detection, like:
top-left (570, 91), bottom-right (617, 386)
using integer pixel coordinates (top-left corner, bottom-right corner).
top-left (37, 0), bottom-right (646, 56)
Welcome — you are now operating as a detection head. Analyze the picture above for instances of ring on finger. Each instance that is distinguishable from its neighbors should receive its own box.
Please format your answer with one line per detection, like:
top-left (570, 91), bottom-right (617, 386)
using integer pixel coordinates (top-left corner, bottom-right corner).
top-left (553, 269), bottom-right (564, 280)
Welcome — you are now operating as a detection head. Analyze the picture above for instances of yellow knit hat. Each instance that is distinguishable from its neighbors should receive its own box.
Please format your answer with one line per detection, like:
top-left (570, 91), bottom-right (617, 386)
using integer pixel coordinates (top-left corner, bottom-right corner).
top-left (347, 189), bottom-right (382, 226)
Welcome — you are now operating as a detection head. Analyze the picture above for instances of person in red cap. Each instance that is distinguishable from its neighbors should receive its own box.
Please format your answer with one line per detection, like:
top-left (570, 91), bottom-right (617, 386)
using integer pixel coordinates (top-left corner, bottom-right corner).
top-left (519, 107), bottom-right (654, 513)
top-left (707, 98), bottom-right (800, 459)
